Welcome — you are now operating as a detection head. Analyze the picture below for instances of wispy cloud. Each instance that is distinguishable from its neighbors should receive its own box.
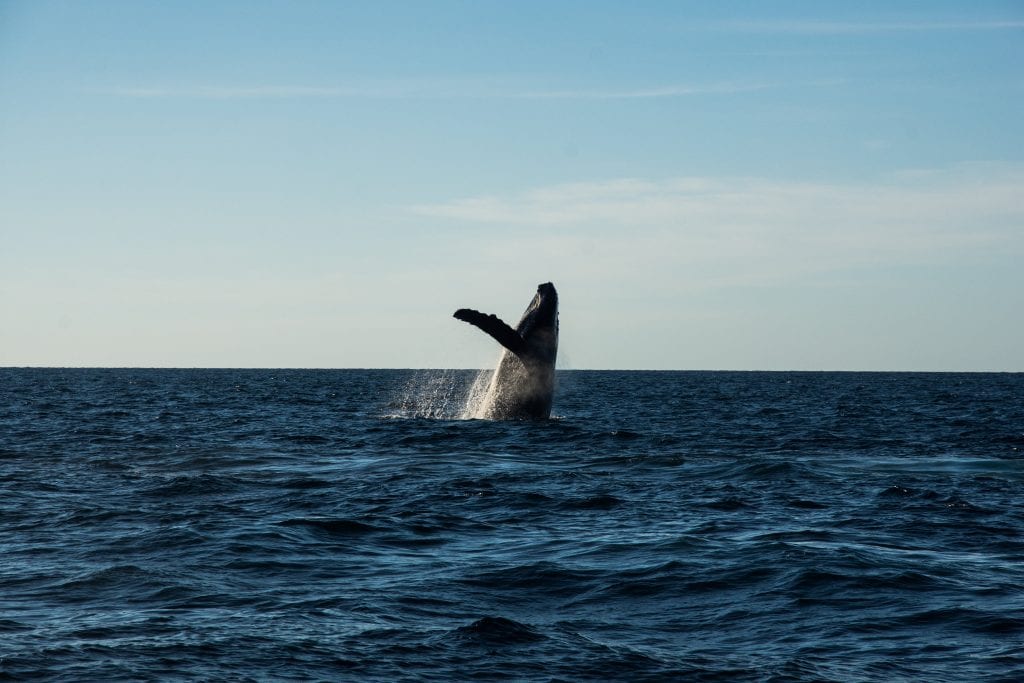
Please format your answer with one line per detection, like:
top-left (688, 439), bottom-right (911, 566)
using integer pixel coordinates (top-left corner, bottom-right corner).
top-left (720, 20), bottom-right (1024, 34)
top-left (92, 84), bottom-right (407, 99)
top-left (512, 82), bottom-right (783, 100)
top-left (413, 163), bottom-right (1024, 290)
top-left (90, 79), bottom-right (835, 101)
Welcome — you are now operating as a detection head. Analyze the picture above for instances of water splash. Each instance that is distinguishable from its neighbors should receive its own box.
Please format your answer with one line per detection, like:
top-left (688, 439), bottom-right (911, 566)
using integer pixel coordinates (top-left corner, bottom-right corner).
top-left (460, 365), bottom-right (499, 420)
top-left (387, 366), bottom-right (498, 420)
top-left (388, 370), bottom-right (467, 419)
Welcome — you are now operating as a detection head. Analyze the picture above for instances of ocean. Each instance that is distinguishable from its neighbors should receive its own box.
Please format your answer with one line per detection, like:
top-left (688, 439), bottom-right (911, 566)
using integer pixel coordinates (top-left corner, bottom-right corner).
top-left (1, 368), bottom-right (1022, 681)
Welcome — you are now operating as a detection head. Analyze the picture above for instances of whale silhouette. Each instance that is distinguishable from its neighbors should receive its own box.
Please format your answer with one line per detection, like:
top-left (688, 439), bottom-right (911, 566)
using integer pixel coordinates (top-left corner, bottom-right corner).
top-left (454, 282), bottom-right (559, 419)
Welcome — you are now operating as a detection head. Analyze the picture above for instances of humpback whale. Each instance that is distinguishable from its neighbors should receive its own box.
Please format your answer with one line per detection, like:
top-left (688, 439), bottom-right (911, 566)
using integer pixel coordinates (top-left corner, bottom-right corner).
top-left (454, 282), bottom-right (559, 420)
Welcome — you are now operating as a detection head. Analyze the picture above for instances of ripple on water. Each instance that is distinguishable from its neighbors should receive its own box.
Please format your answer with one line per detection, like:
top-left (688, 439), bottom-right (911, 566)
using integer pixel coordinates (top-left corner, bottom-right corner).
top-left (1, 368), bottom-right (1023, 681)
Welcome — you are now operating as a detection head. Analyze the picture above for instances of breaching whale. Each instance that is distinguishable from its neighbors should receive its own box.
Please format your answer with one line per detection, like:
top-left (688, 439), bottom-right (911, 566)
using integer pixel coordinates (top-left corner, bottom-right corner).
top-left (454, 282), bottom-right (559, 419)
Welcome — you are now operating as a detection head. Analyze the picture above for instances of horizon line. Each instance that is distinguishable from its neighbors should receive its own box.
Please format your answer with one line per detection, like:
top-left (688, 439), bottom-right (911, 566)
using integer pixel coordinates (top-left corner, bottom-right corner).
top-left (2, 366), bottom-right (1020, 374)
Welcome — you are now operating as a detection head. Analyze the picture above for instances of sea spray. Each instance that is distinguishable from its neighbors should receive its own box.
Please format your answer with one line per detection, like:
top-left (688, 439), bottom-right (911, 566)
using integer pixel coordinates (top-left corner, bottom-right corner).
top-left (460, 358), bottom-right (504, 420)
top-left (387, 366), bottom-right (498, 420)
top-left (389, 369), bottom-right (473, 419)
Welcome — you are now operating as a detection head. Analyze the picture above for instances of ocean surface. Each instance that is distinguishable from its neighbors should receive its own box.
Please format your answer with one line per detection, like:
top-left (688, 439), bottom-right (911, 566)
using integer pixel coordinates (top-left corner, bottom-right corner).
top-left (2, 368), bottom-right (1022, 682)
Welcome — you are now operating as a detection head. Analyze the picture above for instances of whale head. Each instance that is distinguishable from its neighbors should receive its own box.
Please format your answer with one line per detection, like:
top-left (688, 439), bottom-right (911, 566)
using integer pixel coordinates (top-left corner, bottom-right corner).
top-left (516, 283), bottom-right (558, 367)
top-left (520, 282), bottom-right (558, 337)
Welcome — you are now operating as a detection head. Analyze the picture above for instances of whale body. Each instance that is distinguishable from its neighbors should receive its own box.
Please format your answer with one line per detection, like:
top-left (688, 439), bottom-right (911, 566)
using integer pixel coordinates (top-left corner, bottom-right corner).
top-left (454, 282), bottom-right (559, 419)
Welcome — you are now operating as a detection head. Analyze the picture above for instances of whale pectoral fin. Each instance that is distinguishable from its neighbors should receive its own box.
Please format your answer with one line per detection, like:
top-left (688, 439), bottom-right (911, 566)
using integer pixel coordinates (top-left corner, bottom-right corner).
top-left (454, 308), bottom-right (526, 355)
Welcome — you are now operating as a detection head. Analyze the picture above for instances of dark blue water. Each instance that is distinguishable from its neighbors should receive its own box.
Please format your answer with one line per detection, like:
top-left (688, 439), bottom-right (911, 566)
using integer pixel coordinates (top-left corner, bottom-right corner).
top-left (2, 369), bottom-right (1022, 681)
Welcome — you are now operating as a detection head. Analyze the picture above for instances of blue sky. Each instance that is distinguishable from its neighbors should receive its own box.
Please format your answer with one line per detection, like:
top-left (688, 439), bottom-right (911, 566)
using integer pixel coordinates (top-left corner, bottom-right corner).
top-left (1, 1), bottom-right (1022, 369)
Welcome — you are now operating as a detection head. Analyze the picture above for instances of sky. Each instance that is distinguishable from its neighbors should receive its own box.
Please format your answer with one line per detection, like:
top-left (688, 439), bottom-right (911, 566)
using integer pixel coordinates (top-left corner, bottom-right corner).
top-left (1, 1), bottom-right (1022, 370)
